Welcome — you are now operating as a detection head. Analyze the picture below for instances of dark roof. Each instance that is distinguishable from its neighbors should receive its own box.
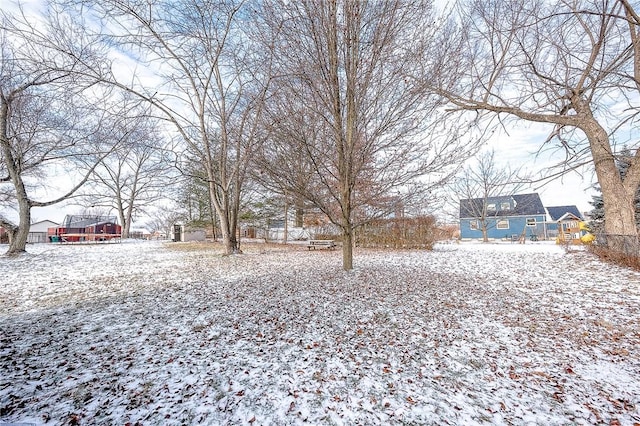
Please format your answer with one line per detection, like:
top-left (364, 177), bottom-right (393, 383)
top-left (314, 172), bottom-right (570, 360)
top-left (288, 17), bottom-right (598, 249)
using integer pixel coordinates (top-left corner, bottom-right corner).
top-left (459, 192), bottom-right (546, 218)
top-left (62, 215), bottom-right (118, 228)
top-left (546, 205), bottom-right (584, 221)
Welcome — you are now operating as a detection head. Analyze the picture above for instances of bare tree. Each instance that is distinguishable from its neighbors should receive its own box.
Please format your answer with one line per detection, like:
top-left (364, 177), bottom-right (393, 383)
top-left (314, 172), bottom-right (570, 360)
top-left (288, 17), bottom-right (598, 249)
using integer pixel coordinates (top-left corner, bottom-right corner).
top-left (252, 111), bottom-right (317, 243)
top-left (144, 206), bottom-right (186, 241)
top-left (76, 109), bottom-right (175, 238)
top-left (0, 5), bottom-right (115, 255)
top-left (433, 0), bottom-right (640, 249)
top-left (63, 0), bottom-right (275, 255)
top-left (454, 150), bottom-right (530, 242)
top-left (260, 0), bottom-right (480, 270)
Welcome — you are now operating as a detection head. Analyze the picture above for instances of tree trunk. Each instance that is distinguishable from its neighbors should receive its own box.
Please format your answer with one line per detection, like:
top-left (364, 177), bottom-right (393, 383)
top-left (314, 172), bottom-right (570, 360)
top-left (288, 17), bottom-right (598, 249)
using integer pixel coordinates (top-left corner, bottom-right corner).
top-left (482, 223), bottom-right (489, 243)
top-left (295, 198), bottom-right (304, 228)
top-left (283, 200), bottom-right (289, 244)
top-left (228, 215), bottom-right (240, 253)
top-left (123, 218), bottom-right (131, 239)
top-left (117, 207), bottom-right (131, 239)
top-left (584, 119), bottom-right (639, 251)
top-left (342, 222), bottom-right (354, 271)
top-left (340, 180), bottom-right (355, 270)
top-left (118, 209), bottom-right (126, 238)
top-left (8, 202), bottom-right (31, 255)
top-left (123, 195), bottom-right (135, 239)
top-left (230, 170), bottom-right (241, 253)
top-left (219, 209), bottom-right (237, 254)
top-left (217, 208), bottom-right (236, 254)
top-left (209, 184), bottom-right (239, 255)
top-left (209, 199), bottom-right (217, 240)
top-left (1, 100), bottom-right (31, 255)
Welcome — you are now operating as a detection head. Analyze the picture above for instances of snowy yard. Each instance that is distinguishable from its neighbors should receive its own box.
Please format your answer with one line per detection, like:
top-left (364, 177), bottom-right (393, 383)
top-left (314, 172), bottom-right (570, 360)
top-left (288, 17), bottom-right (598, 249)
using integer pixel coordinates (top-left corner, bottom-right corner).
top-left (0, 240), bottom-right (639, 425)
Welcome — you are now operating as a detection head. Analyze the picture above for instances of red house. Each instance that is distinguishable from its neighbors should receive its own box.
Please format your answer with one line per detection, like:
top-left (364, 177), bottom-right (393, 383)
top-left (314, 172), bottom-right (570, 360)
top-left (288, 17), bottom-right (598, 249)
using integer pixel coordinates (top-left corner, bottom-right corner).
top-left (48, 215), bottom-right (122, 242)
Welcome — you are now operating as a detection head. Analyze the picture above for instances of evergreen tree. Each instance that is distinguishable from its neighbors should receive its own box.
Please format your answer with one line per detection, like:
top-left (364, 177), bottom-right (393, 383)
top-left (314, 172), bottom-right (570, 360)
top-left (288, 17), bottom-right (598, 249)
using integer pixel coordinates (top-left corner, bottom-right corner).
top-left (588, 185), bottom-right (605, 233)
top-left (589, 149), bottom-right (640, 233)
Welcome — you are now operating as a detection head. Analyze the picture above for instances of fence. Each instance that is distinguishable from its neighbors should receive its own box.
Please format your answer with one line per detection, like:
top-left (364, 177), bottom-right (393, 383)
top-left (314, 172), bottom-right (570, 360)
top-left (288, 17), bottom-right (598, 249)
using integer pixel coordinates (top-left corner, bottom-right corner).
top-left (594, 234), bottom-right (640, 256)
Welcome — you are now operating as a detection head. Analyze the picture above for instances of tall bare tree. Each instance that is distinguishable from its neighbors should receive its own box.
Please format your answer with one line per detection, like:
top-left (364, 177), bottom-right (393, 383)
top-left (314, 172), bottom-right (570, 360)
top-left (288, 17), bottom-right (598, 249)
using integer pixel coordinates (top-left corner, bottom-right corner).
top-left (0, 5), bottom-right (114, 255)
top-left (260, 0), bottom-right (480, 269)
top-left (453, 150), bottom-right (530, 242)
top-left (76, 108), bottom-right (175, 238)
top-left (433, 0), bottom-right (640, 250)
top-left (64, 0), bottom-right (275, 254)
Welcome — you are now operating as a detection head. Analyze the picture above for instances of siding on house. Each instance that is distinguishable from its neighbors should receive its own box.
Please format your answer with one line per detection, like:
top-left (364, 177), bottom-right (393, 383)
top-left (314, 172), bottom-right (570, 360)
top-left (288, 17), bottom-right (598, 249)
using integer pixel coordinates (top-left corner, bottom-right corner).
top-left (459, 193), bottom-right (548, 240)
top-left (460, 215), bottom-right (547, 240)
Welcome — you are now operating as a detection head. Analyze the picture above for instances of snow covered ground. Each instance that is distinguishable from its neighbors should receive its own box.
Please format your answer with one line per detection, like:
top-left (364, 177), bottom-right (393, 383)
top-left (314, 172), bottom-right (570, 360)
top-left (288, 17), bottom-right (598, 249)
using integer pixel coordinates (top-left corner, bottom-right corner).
top-left (0, 240), bottom-right (639, 425)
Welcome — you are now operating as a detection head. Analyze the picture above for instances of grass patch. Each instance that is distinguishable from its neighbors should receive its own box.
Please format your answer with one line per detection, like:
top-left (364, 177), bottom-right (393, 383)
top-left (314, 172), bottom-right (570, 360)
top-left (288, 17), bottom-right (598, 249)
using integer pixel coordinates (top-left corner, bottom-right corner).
top-left (164, 241), bottom-right (222, 252)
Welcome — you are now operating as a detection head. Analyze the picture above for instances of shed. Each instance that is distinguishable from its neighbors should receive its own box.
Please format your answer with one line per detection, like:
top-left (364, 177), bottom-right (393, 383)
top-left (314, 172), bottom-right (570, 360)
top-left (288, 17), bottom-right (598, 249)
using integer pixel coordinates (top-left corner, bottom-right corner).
top-left (172, 224), bottom-right (206, 242)
top-left (29, 220), bottom-right (59, 243)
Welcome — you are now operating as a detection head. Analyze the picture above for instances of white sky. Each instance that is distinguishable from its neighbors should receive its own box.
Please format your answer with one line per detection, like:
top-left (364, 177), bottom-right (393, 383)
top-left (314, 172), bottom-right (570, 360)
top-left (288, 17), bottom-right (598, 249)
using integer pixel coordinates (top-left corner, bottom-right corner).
top-left (485, 121), bottom-right (597, 215)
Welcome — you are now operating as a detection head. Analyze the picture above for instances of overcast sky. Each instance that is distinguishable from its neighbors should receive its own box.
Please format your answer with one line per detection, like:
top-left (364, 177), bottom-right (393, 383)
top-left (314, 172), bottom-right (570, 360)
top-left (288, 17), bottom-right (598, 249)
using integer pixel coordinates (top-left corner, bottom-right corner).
top-left (485, 121), bottom-right (597, 214)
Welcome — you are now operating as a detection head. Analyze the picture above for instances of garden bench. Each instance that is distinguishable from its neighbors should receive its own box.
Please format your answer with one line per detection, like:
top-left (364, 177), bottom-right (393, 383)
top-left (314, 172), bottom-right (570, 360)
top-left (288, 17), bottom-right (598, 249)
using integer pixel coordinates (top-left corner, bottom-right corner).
top-left (307, 239), bottom-right (336, 250)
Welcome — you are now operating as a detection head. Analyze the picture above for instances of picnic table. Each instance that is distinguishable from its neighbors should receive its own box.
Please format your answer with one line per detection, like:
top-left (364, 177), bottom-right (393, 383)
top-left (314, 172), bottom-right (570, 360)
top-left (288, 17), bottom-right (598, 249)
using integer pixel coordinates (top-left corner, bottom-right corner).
top-left (307, 239), bottom-right (336, 250)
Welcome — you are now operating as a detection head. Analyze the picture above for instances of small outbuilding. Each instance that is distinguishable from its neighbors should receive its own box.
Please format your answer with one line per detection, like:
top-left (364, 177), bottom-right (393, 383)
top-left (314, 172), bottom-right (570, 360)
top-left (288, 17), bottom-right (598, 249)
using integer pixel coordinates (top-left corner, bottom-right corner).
top-left (554, 212), bottom-right (594, 245)
top-left (171, 224), bottom-right (206, 242)
top-left (29, 220), bottom-right (60, 243)
top-left (546, 206), bottom-right (584, 232)
top-left (545, 205), bottom-right (594, 244)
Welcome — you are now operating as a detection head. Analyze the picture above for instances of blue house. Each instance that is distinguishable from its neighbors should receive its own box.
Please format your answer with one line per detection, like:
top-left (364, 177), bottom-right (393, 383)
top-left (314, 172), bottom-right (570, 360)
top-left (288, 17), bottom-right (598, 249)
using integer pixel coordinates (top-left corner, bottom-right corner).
top-left (459, 193), bottom-right (548, 240)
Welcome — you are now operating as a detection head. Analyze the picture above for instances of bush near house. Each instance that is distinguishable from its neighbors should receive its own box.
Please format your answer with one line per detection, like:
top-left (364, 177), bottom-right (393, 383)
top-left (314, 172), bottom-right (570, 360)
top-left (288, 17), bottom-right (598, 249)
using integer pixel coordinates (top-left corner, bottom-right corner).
top-left (356, 216), bottom-right (437, 249)
top-left (588, 234), bottom-right (640, 271)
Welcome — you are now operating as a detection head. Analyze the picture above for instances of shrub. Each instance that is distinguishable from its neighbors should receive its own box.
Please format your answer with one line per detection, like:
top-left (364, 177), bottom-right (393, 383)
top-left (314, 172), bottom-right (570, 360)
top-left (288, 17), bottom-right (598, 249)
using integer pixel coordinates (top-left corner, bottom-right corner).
top-left (355, 216), bottom-right (437, 249)
top-left (588, 244), bottom-right (640, 271)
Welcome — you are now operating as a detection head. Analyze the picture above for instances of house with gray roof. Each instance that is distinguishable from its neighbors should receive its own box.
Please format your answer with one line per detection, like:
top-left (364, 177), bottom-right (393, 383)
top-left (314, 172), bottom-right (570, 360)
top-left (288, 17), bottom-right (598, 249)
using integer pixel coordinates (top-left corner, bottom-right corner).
top-left (459, 193), bottom-right (548, 240)
top-left (545, 205), bottom-right (585, 238)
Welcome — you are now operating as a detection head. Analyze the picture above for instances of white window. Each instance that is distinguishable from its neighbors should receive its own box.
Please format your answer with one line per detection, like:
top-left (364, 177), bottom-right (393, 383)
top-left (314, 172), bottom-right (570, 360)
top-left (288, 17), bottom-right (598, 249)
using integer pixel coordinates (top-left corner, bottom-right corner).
top-left (497, 219), bottom-right (509, 229)
top-left (526, 218), bottom-right (536, 227)
top-left (470, 220), bottom-right (479, 230)
top-left (501, 202), bottom-right (511, 210)
top-left (486, 203), bottom-right (496, 211)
